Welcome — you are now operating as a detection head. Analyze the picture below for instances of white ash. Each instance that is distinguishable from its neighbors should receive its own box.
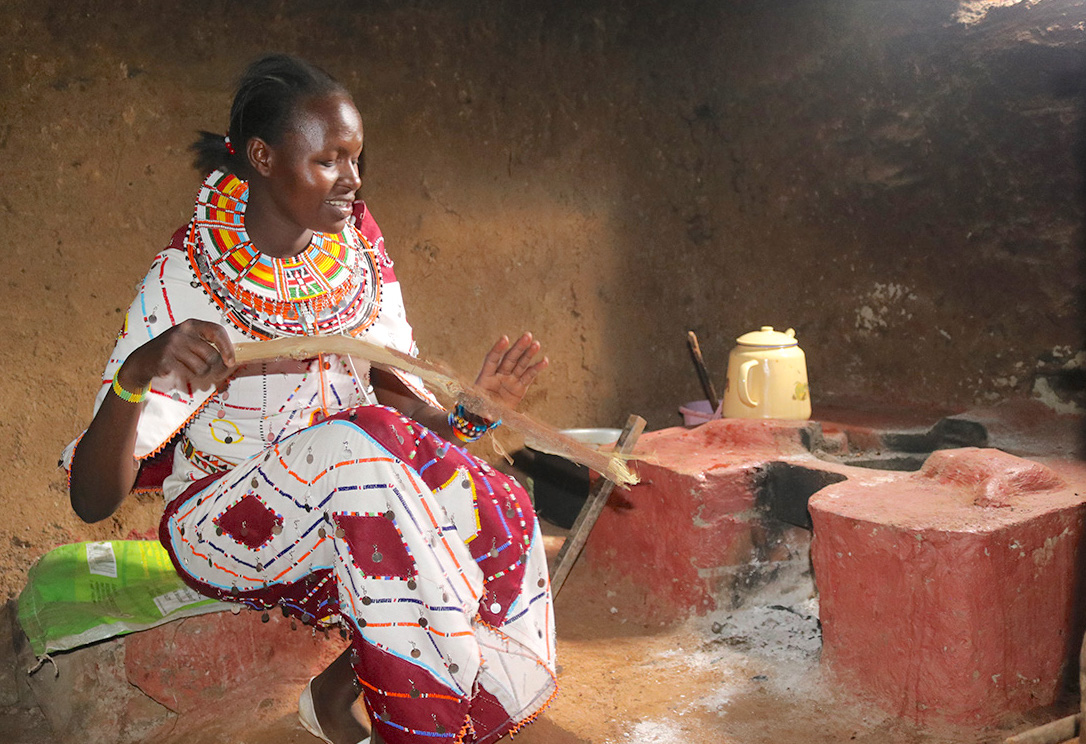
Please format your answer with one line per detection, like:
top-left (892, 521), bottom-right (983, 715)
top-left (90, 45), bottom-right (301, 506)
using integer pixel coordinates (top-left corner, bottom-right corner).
top-left (703, 595), bottom-right (822, 665)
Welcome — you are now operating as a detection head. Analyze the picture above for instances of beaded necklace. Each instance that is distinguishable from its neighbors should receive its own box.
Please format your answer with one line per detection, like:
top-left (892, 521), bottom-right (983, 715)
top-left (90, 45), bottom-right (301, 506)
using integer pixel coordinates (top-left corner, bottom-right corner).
top-left (185, 170), bottom-right (383, 340)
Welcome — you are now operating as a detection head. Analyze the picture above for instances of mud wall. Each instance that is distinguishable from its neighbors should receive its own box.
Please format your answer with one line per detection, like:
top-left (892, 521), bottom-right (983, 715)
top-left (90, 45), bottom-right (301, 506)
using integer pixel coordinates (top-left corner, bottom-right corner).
top-left (1, 0), bottom-right (1084, 598)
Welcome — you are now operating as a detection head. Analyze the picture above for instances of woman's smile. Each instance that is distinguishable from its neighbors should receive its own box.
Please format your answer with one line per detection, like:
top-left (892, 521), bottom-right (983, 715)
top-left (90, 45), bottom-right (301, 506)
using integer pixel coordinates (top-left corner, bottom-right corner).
top-left (324, 196), bottom-right (355, 220)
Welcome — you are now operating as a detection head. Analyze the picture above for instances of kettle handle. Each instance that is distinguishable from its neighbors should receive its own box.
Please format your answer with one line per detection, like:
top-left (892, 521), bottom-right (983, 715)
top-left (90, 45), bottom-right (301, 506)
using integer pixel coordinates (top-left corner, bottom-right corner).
top-left (737, 360), bottom-right (759, 407)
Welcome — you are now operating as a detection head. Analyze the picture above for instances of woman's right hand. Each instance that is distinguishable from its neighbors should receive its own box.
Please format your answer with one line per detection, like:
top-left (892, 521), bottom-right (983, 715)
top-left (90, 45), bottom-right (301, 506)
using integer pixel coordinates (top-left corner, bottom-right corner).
top-left (118, 319), bottom-right (237, 393)
top-left (70, 319), bottom-right (236, 523)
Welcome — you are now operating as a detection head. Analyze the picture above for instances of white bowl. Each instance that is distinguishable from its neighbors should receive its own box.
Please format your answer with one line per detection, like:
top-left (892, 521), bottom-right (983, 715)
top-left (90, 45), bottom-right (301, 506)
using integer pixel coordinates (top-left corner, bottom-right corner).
top-left (560, 428), bottom-right (623, 448)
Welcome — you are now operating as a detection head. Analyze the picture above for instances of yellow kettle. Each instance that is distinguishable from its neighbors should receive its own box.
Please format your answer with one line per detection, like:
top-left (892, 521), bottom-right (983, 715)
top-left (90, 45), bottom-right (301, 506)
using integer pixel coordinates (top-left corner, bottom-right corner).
top-left (721, 326), bottom-right (811, 420)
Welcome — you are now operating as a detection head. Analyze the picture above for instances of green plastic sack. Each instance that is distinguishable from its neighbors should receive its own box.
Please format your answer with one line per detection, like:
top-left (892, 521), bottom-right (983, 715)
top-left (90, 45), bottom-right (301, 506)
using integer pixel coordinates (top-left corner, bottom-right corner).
top-left (17, 540), bottom-right (228, 657)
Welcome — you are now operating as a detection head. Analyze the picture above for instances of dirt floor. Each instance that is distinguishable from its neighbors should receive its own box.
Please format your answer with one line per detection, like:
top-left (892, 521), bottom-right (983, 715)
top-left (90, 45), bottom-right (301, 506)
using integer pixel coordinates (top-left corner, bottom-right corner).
top-left (2, 520), bottom-right (1077, 744)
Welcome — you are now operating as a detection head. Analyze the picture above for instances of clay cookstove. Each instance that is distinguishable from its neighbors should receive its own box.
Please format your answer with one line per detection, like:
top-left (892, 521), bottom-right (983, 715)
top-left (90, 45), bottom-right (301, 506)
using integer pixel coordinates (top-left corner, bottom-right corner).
top-left (581, 402), bottom-right (1086, 725)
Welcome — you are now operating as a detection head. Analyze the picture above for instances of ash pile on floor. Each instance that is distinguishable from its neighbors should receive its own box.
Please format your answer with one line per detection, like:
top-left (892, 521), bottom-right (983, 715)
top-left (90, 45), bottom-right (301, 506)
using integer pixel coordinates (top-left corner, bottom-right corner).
top-left (706, 595), bottom-right (821, 665)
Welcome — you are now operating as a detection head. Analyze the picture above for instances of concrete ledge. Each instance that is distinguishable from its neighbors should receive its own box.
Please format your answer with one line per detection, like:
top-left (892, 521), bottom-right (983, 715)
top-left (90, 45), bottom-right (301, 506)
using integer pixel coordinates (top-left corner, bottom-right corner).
top-left (810, 447), bottom-right (1086, 724)
top-left (584, 418), bottom-right (819, 622)
top-left (583, 413), bottom-right (1086, 727)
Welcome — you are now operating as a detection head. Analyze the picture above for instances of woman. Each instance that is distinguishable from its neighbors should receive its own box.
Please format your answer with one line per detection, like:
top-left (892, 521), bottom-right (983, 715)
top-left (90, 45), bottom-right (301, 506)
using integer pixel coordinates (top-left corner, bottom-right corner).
top-left (64, 54), bottom-right (556, 744)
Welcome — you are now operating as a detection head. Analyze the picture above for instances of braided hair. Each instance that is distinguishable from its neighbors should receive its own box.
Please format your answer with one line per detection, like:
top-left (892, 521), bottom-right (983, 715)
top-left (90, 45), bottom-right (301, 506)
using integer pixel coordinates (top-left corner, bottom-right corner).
top-left (191, 54), bottom-right (349, 175)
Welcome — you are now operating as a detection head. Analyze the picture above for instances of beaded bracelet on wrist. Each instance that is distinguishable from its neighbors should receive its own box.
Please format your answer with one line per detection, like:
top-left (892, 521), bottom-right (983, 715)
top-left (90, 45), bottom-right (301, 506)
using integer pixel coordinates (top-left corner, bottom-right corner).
top-left (448, 403), bottom-right (501, 443)
top-left (111, 370), bottom-right (150, 404)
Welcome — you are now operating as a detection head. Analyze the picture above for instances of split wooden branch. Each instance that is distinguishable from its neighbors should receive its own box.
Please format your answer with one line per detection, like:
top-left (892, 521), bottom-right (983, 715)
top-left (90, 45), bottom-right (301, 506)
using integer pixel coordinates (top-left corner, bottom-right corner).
top-left (1003, 712), bottom-right (1077, 744)
top-left (233, 335), bottom-right (638, 487)
top-left (548, 414), bottom-right (646, 598)
top-left (1080, 624), bottom-right (1086, 744)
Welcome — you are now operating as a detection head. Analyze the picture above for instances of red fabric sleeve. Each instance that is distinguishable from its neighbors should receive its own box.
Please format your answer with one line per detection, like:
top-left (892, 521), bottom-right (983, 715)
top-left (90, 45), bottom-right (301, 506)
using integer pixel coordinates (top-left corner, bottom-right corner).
top-left (352, 201), bottom-right (399, 284)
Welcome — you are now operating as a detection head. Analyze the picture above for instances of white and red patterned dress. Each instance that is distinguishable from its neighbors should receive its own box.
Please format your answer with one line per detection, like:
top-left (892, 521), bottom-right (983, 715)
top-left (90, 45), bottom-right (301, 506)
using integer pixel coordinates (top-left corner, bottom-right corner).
top-left (62, 170), bottom-right (557, 744)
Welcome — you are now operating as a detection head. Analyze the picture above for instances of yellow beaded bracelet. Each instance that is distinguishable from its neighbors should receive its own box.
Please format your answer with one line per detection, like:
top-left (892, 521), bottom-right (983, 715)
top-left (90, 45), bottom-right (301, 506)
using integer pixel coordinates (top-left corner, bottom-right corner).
top-left (111, 370), bottom-right (150, 403)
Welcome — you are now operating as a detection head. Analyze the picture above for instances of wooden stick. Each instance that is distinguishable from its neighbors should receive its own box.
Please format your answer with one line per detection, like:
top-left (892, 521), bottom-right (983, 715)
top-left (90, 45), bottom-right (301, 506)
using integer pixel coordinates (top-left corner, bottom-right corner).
top-left (687, 331), bottom-right (720, 412)
top-left (548, 414), bottom-right (646, 598)
top-left (1080, 626), bottom-right (1086, 744)
top-left (1004, 713), bottom-right (1077, 744)
top-left (233, 336), bottom-right (638, 486)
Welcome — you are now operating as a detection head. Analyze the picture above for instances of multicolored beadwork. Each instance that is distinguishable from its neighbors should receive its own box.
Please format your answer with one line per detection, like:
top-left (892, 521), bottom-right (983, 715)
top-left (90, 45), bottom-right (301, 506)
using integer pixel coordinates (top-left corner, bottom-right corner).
top-left (186, 170), bottom-right (383, 339)
top-left (111, 370), bottom-right (149, 403)
top-left (447, 403), bottom-right (500, 443)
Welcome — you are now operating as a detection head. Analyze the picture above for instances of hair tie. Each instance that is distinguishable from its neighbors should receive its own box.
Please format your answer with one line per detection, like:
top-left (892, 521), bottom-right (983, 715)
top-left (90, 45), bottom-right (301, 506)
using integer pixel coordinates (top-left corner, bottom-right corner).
top-left (224, 135), bottom-right (236, 156)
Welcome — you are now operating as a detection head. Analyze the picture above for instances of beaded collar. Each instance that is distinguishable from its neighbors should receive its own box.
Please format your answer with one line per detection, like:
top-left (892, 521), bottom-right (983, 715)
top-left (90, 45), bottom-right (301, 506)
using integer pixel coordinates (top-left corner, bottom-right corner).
top-left (185, 170), bottom-right (382, 340)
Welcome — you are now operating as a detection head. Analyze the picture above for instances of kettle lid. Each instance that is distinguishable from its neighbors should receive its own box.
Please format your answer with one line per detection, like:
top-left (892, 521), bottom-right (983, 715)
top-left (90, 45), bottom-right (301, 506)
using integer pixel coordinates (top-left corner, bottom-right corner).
top-left (736, 326), bottom-right (798, 348)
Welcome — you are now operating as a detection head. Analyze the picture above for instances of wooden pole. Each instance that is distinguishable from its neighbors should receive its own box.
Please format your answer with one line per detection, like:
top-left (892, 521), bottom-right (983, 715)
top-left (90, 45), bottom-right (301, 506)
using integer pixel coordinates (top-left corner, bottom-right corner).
top-left (997, 628), bottom-right (1086, 744)
top-left (1080, 626), bottom-right (1086, 744)
top-left (686, 331), bottom-right (719, 412)
top-left (233, 336), bottom-right (637, 487)
top-left (1004, 713), bottom-right (1077, 744)
top-left (548, 414), bottom-right (646, 598)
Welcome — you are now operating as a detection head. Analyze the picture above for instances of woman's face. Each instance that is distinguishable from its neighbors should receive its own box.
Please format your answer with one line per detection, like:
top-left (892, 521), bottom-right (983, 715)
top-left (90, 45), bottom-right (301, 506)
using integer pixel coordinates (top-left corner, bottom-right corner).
top-left (258, 92), bottom-right (364, 237)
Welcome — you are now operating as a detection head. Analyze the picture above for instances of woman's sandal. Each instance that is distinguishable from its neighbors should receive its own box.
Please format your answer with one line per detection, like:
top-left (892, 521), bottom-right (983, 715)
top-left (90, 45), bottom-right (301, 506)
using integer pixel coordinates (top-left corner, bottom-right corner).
top-left (298, 676), bottom-right (372, 744)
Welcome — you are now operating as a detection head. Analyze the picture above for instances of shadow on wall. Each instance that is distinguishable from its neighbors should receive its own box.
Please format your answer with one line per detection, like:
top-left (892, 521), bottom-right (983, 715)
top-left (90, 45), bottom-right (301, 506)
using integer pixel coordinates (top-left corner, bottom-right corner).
top-left (1053, 53), bottom-right (1086, 462)
top-left (604, 0), bottom-right (1086, 427)
top-left (1051, 46), bottom-right (1086, 689)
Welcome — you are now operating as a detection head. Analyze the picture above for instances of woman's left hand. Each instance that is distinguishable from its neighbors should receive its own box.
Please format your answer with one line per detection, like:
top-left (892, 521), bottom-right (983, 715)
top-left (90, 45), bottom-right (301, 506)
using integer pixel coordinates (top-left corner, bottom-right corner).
top-left (474, 332), bottom-right (549, 409)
